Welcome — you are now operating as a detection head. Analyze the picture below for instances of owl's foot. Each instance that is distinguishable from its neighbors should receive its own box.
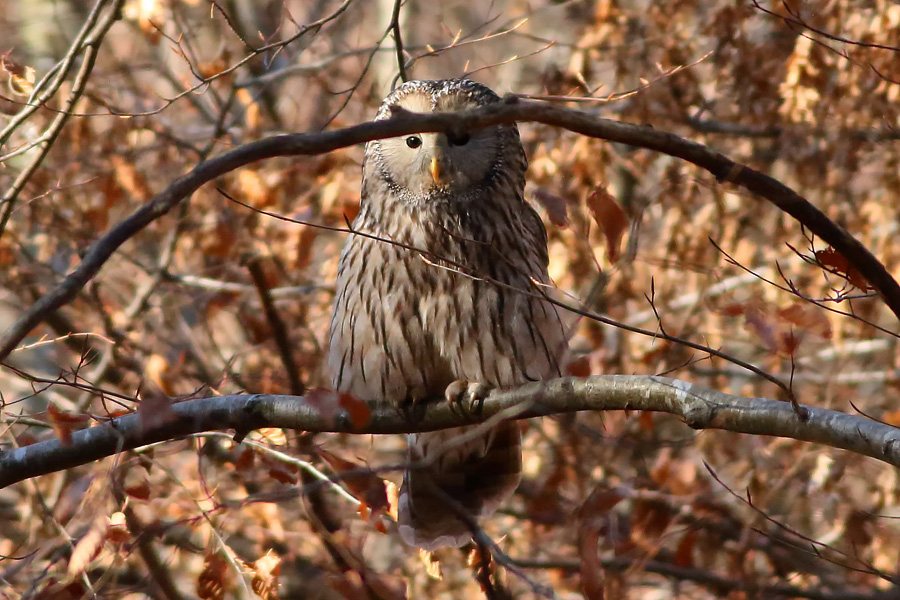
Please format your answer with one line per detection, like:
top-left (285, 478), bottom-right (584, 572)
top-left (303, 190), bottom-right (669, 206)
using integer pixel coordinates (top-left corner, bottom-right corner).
top-left (445, 380), bottom-right (490, 420)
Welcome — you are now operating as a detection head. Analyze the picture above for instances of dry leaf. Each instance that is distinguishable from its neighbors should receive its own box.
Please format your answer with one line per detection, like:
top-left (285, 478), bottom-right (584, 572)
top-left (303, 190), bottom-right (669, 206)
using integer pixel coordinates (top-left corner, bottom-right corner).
top-left (673, 529), bottom-right (697, 568)
top-left (338, 392), bottom-right (372, 430)
top-left (197, 553), bottom-right (229, 600)
top-left (777, 303), bottom-right (832, 339)
top-left (143, 353), bottom-right (174, 396)
top-left (238, 169), bottom-right (272, 209)
top-left (1, 52), bottom-right (35, 95)
top-left (305, 389), bottom-right (372, 430)
top-left (420, 549), bottom-right (443, 580)
top-left (137, 389), bottom-right (178, 433)
top-left (385, 480), bottom-right (400, 522)
top-left (320, 450), bottom-right (388, 514)
top-left (566, 355), bottom-right (592, 377)
top-left (533, 188), bottom-right (570, 227)
top-left (68, 515), bottom-right (107, 576)
top-left (250, 550), bottom-right (281, 600)
top-left (112, 155), bottom-right (152, 201)
top-left (586, 187), bottom-right (627, 262)
top-left (47, 405), bottom-right (91, 446)
top-left (579, 522), bottom-right (604, 600)
top-left (124, 480), bottom-right (151, 500)
top-left (814, 247), bottom-right (871, 290)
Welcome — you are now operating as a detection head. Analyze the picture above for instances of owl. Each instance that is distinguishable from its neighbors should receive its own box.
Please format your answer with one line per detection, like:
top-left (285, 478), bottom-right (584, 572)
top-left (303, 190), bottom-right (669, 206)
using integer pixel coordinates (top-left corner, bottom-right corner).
top-left (328, 79), bottom-right (567, 550)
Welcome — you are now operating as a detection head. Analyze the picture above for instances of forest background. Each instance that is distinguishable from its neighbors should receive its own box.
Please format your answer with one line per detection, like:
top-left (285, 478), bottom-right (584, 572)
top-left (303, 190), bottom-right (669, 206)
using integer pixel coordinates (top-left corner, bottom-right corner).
top-left (1, 0), bottom-right (900, 598)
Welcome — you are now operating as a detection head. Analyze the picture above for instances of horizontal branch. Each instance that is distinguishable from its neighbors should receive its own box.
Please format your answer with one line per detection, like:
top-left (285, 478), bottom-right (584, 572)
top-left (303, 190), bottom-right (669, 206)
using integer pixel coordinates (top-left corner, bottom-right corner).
top-left (1, 99), bottom-right (897, 360)
top-left (3, 375), bottom-right (899, 488)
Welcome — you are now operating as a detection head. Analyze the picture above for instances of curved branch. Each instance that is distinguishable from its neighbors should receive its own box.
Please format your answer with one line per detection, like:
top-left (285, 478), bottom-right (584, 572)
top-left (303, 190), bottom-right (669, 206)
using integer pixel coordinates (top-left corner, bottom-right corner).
top-left (1, 99), bottom-right (897, 361)
top-left (3, 375), bottom-right (900, 488)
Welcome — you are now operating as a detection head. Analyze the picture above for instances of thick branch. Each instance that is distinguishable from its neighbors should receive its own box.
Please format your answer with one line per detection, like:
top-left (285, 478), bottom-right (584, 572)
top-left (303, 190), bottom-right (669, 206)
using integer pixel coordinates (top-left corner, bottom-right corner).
top-left (1, 99), bottom-right (897, 360)
top-left (3, 375), bottom-right (900, 488)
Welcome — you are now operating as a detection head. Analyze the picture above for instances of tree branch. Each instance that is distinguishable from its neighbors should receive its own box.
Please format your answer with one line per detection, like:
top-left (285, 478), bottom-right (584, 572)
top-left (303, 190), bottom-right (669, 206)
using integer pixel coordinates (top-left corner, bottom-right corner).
top-left (1, 99), bottom-right (897, 361)
top-left (3, 375), bottom-right (900, 489)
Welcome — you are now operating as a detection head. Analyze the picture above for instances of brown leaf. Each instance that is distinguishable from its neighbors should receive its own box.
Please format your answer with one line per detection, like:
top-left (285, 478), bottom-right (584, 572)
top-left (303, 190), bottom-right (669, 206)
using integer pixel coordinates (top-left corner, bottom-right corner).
top-left (237, 169), bottom-right (273, 209)
top-left (267, 465), bottom-right (298, 484)
top-left (250, 550), bottom-right (281, 600)
top-left (882, 410), bottom-right (900, 426)
top-left (640, 340), bottom-right (672, 365)
top-left (566, 355), bottom-right (592, 377)
top-left (533, 188), bottom-right (570, 227)
top-left (32, 579), bottom-right (86, 600)
top-left (47, 404), bottom-right (91, 446)
top-left (586, 187), bottom-right (628, 262)
top-left (234, 447), bottom-right (255, 472)
top-left (779, 330), bottom-right (800, 357)
top-left (328, 571), bottom-right (370, 600)
top-left (632, 499), bottom-right (674, 548)
top-left (320, 450), bottom-right (389, 514)
top-left (295, 226), bottom-right (319, 271)
top-left (673, 529), bottom-right (698, 568)
top-left (137, 389), bottom-right (178, 433)
top-left (305, 389), bottom-right (372, 431)
top-left (814, 247), bottom-right (872, 290)
top-left (197, 553), bottom-right (229, 600)
top-left (743, 307), bottom-right (779, 353)
top-left (844, 510), bottom-right (872, 549)
top-left (124, 480), bottom-right (151, 500)
top-left (329, 570), bottom-right (407, 600)
top-left (204, 293), bottom-right (238, 320)
top-left (420, 549), bottom-right (443, 580)
top-left (143, 353), bottom-right (175, 396)
top-left (1, 52), bottom-right (35, 95)
top-left (206, 216), bottom-right (239, 259)
top-left (304, 388), bottom-right (342, 422)
top-left (637, 411), bottom-right (655, 432)
top-left (111, 155), bottom-right (152, 201)
top-left (385, 480), bottom-right (400, 522)
top-left (777, 303), bottom-right (832, 339)
top-left (254, 427), bottom-right (288, 446)
top-left (719, 302), bottom-right (746, 317)
top-left (339, 392), bottom-right (372, 430)
top-left (579, 523), bottom-right (604, 600)
top-left (579, 485), bottom-right (625, 521)
top-left (68, 515), bottom-right (106, 576)
top-left (237, 88), bottom-right (261, 130)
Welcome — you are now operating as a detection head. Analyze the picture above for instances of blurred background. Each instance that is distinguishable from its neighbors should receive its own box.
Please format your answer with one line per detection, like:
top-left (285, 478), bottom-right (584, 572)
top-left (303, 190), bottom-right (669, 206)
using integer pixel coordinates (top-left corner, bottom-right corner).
top-left (1, 1), bottom-right (900, 598)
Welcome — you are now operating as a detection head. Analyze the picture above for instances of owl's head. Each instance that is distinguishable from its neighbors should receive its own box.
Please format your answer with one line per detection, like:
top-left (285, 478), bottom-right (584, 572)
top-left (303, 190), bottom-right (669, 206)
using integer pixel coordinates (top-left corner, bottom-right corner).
top-left (367, 79), bottom-right (523, 202)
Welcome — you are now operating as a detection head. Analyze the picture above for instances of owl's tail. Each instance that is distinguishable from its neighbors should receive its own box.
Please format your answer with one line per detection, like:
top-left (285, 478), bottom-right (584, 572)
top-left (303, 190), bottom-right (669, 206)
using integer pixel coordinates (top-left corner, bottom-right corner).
top-left (397, 422), bottom-right (522, 550)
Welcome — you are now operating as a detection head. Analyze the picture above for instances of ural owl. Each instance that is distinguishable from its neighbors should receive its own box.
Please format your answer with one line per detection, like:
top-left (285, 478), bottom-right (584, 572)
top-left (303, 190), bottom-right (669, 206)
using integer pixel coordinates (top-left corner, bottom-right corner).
top-left (328, 79), bottom-right (567, 550)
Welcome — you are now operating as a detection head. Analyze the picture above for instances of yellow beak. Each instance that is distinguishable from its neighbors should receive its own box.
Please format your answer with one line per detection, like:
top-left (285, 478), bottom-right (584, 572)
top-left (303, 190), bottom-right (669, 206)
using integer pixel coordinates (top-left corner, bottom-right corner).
top-left (430, 156), bottom-right (442, 184)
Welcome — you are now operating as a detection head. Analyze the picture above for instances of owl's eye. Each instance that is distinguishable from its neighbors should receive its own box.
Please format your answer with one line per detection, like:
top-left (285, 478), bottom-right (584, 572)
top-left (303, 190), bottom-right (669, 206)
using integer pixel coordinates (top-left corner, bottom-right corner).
top-left (448, 133), bottom-right (470, 146)
top-left (406, 136), bottom-right (422, 149)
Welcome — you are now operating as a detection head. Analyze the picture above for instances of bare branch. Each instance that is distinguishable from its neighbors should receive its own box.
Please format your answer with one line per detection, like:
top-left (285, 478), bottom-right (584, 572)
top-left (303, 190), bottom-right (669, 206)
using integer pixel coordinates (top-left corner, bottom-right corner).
top-left (3, 375), bottom-right (900, 489)
top-left (389, 0), bottom-right (408, 84)
top-left (1, 100), bottom-right (897, 361)
top-left (0, 0), bottom-right (126, 243)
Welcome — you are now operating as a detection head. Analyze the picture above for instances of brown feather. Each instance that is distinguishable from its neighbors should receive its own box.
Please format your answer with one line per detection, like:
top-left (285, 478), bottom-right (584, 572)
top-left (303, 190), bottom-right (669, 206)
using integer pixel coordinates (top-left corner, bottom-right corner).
top-left (327, 79), bottom-right (567, 549)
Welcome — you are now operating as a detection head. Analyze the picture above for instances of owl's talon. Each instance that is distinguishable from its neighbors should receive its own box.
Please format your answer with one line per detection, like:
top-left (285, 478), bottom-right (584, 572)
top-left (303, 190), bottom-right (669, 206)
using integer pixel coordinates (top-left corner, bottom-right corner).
top-left (445, 380), bottom-right (490, 421)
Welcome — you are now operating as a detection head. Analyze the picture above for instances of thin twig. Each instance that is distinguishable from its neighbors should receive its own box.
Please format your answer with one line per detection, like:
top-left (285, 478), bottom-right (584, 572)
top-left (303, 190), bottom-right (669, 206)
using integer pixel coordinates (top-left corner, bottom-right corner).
top-left (389, 0), bottom-right (408, 85)
top-left (245, 257), bottom-right (305, 396)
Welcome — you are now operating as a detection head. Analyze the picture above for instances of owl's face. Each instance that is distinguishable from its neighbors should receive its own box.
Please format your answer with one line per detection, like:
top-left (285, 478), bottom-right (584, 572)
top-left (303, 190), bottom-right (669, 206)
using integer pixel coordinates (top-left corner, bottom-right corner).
top-left (369, 80), bottom-right (515, 201)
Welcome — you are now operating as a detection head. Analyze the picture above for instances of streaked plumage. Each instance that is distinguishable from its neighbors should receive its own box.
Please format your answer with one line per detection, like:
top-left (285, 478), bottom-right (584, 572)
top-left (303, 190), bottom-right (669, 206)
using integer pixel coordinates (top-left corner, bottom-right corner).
top-left (328, 79), bottom-right (567, 549)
